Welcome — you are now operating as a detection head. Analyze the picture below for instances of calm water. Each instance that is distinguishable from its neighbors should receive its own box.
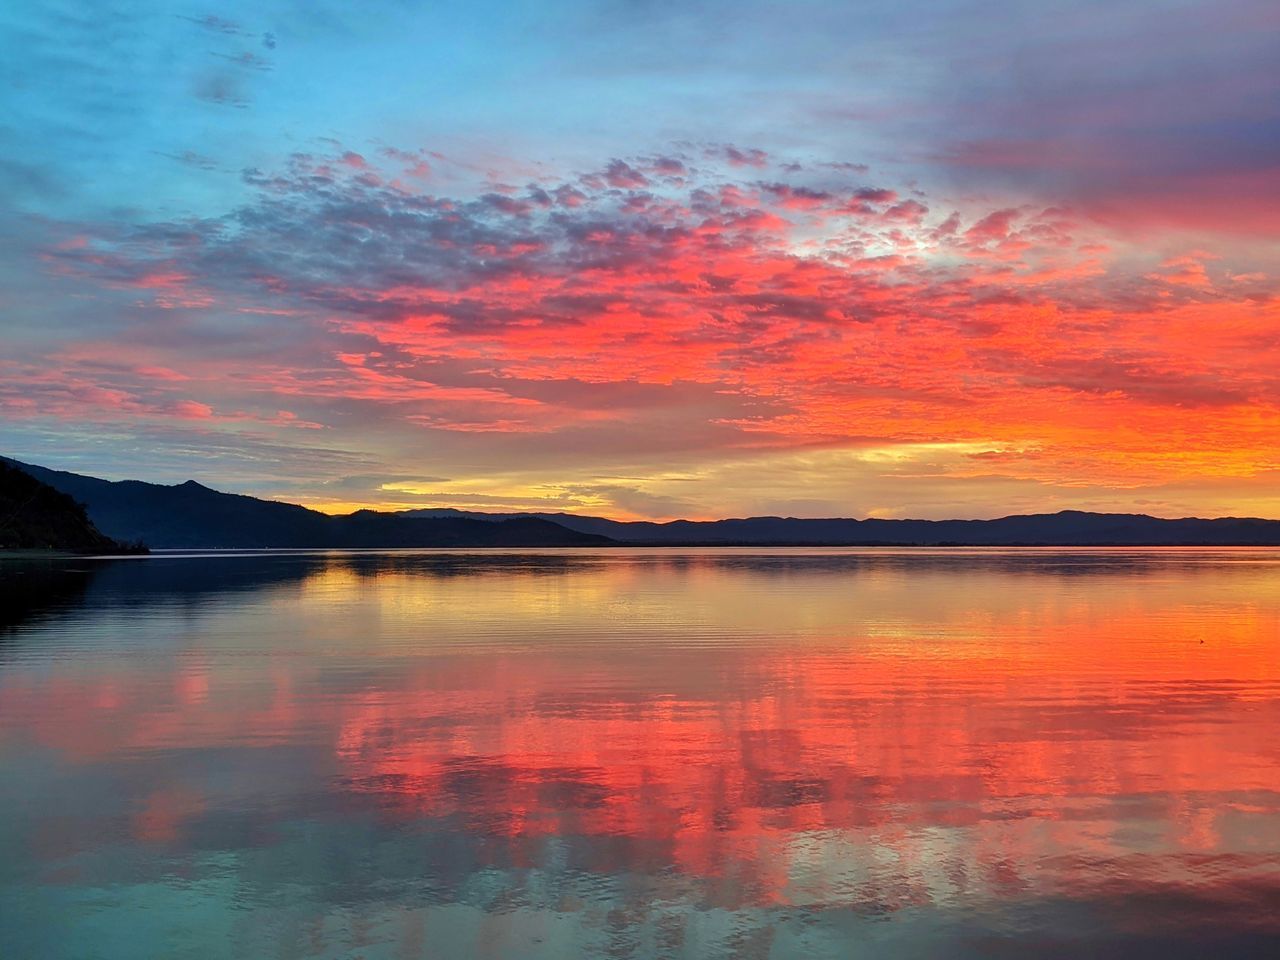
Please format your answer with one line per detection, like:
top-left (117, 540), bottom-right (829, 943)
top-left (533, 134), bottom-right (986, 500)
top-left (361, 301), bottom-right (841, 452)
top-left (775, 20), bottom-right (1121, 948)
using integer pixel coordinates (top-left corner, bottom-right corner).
top-left (1, 548), bottom-right (1279, 958)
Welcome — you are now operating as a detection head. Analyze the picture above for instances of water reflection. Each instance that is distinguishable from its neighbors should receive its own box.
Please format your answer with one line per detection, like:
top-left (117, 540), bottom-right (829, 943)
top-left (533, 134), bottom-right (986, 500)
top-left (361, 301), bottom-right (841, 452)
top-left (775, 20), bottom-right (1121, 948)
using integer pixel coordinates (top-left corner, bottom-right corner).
top-left (0, 559), bottom-right (96, 632)
top-left (1, 549), bottom-right (1279, 958)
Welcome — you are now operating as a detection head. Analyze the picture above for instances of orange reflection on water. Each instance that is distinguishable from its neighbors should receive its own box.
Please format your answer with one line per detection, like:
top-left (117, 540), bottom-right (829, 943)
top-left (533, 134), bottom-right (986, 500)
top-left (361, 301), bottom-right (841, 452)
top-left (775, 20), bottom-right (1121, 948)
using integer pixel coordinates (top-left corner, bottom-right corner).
top-left (2, 549), bottom-right (1279, 919)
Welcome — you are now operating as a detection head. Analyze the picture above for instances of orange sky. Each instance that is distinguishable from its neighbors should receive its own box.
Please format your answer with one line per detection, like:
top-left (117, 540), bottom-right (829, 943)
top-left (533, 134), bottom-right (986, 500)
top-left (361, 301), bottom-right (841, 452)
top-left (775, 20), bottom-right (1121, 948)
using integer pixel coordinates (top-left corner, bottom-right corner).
top-left (4, 2), bottom-right (1278, 519)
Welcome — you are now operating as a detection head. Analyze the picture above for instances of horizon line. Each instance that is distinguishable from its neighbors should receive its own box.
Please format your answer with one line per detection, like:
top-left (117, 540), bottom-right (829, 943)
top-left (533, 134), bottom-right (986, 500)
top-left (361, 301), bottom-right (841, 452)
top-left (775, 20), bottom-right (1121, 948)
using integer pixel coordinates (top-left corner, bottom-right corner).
top-left (8, 455), bottom-right (1280, 527)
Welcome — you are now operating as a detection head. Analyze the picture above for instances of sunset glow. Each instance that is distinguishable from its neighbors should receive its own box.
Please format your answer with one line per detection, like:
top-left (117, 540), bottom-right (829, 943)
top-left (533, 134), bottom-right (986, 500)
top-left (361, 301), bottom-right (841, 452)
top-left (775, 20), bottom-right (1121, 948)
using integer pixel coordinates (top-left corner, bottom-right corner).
top-left (7, 8), bottom-right (1280, 957)
top-left (4, 552), bottom-right (1279, 953)
top-left (3, 1), bottom-right (1278, 518)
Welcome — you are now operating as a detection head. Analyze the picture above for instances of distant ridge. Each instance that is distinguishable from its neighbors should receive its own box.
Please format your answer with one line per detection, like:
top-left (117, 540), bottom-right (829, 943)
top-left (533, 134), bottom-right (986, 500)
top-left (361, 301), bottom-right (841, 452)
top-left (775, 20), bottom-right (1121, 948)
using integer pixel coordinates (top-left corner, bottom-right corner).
top-left (6, 457), bottom-right (1280, 548)
top-left (404, 507), bottom-right (1280, 546)
top-left (1, 458), bottom-right (609, 549)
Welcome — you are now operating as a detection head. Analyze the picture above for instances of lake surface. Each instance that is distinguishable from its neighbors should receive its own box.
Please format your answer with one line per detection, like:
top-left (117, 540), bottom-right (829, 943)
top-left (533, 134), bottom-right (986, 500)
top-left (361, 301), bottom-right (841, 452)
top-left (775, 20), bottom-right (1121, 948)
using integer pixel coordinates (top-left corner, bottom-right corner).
top-left (2, 548), bottom-right (1279, 958)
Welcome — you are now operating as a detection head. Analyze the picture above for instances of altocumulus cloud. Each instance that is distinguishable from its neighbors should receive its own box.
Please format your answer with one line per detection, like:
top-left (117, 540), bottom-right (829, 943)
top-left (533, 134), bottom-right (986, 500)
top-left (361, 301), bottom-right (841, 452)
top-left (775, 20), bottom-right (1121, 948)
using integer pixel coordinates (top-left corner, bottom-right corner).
top-left (6, 143), bottom-right (1279, 511)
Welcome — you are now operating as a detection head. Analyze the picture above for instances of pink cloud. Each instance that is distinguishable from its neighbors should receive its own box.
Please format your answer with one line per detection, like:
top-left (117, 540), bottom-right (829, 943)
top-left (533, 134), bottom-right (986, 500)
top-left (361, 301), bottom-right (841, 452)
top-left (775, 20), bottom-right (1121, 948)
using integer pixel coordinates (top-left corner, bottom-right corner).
top-left (23, 145), bottom-right (1280, 498)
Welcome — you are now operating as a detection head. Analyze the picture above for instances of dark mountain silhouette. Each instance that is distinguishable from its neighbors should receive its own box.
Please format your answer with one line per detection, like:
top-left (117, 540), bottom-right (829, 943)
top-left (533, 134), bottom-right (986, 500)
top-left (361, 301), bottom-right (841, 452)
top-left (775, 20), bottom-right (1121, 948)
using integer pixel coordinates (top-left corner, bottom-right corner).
top-left (401, 507), bottom-right (1280, 546)
top-left (1, 458), bottom-right (610, 549)
top-left (0, 460), bottom-right (136, 553)
top-left (7, 457), bottom-right (1280, 547)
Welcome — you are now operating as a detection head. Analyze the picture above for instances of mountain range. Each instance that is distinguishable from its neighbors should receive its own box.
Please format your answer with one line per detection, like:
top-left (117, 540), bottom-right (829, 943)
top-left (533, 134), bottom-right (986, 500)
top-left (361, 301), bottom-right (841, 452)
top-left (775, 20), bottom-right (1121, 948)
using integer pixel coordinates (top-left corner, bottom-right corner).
top-left (5, 456), bottom-right (1280, 549)
top-left (400, 507), bottom-right (1280, 546)
top-left (1, 458), bottom-right (607, 550)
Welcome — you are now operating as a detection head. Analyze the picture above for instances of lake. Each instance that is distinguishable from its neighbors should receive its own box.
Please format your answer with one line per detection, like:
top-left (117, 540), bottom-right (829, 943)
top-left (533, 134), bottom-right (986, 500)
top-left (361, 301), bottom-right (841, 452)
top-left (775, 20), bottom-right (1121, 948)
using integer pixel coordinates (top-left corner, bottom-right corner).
top-left (1, 548), bottom-right (1278, 958)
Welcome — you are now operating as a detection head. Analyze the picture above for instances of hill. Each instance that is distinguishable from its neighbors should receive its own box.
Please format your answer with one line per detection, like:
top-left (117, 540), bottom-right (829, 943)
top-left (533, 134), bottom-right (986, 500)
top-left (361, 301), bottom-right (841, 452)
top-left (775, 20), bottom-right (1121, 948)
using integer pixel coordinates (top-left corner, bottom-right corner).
top-left (0, 460), bottom-right (136, 552)
top-left (1, 458), bottom-right (610, 549)
top-left (401, 507), bottom-right (1280, 546)
top-left (8, 457), bottom-right (1280, 548)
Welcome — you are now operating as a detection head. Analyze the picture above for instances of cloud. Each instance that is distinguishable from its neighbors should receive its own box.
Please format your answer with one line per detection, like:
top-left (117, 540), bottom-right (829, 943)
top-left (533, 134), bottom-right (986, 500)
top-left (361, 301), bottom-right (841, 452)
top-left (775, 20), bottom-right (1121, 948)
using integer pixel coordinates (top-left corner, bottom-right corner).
top-left (567, 482), bottom-right (697, 519)
top-left (3, 0), bottom-right (1277, 517)
top-left (720, 146), bottom-right (768, 168)
top-left (11, 142), bottom-right (1279, 515)
top-left (179, 14), bottom-right (247, 36)
top-left (923, 1), bottom-right (1280, 235)
top-left (157, 150), bottom-right (221, 171)
top-left (192, 69), bottom-right (251, 108)
top-left (601, 159), bottom-right (649, 189)
top-left (965, 208), bottom-right (1018, 242)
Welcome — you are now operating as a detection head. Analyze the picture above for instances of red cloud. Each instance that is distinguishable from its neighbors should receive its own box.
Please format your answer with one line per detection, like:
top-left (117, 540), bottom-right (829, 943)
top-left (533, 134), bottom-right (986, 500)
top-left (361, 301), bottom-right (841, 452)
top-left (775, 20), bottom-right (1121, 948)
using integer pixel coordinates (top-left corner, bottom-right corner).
top-left (23, 146), bottom-right (1280, 499)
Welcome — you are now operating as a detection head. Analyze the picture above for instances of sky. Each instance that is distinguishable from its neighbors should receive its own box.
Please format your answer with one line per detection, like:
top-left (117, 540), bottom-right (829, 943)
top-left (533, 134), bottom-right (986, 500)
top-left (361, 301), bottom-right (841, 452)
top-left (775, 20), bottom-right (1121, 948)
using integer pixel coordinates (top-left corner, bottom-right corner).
top-left (1, 0), bottom-right (1278, 520)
